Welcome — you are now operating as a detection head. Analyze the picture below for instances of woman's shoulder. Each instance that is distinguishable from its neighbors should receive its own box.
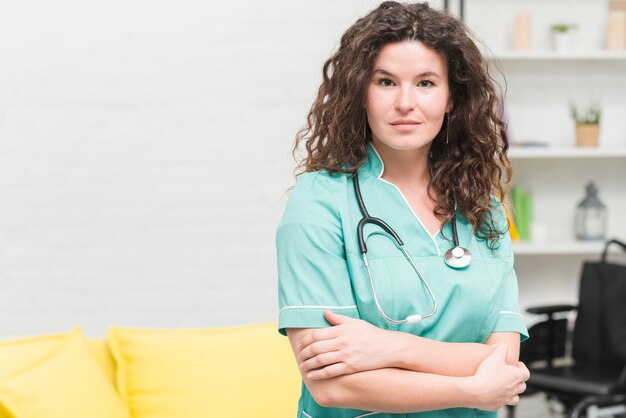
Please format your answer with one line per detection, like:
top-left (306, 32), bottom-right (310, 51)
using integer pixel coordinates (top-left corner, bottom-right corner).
top-left (280, 170), bottom-right (350, 227)
top-left (294, 170), bottom-right (349, 191)
top-left (290, 170), bottom-right (350, 203)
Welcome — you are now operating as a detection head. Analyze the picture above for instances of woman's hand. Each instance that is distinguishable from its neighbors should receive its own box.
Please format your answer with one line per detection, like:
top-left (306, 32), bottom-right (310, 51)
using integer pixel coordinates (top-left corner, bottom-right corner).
top-left (469, 344), bottom-right (530, 411)
top-left (297, 310), bottom-right (401, 380)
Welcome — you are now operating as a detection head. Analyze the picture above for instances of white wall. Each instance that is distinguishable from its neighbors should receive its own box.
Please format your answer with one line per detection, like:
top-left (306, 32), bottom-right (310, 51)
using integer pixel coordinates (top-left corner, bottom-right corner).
top-left (0, 0), bottom-right (396, 337)
top-left (0, 0), bottom-right (623, 337)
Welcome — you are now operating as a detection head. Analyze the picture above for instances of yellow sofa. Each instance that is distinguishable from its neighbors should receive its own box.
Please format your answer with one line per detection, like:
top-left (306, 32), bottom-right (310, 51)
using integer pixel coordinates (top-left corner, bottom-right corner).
top-left (0, 323), bottom-right (301, 418)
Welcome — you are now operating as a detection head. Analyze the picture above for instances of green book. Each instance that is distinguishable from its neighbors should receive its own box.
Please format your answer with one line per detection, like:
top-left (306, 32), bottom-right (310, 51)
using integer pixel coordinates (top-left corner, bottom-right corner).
top-left (510, 185), bottom-right (531, 240)
top-left (523, 192), bottom-right (533, 240)
top-left (510, 186), bottom-right (522, 238)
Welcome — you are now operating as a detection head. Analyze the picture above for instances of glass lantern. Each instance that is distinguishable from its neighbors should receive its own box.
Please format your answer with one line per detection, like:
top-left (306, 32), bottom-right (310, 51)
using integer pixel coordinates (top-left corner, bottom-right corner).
top-left (575, 182), bottom-right (607, 241)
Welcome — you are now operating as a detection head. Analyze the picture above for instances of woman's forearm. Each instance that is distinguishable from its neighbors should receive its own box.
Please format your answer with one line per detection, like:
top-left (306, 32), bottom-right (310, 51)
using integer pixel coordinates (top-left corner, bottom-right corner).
top-left (390, 332), bottom-right (492, 376)
top-left (311, 367), bottom-right (479, 413)
top-left (302, 312), bottom-right (520, 380)
top-left (390, 331), bottom-right (521, 376)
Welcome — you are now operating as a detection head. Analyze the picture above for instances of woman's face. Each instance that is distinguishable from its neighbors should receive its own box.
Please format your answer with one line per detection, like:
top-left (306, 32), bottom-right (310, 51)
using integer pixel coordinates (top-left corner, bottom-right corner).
top-left (364, 40), bottom-right (452, 155)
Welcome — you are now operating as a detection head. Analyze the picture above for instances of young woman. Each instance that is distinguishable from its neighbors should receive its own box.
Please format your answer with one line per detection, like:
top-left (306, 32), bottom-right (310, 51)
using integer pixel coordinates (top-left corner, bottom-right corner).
top-left (276, 2), bottom-right (529, 417)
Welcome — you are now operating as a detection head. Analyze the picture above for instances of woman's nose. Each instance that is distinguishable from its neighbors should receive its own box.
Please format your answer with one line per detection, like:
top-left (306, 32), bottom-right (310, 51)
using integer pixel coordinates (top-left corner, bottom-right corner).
top-left (395, 87), bottom-right (416, 112)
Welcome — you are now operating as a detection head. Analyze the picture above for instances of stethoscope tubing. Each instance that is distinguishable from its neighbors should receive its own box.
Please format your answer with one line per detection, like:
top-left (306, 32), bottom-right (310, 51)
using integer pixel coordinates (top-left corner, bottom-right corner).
top-left (353, 172), bottom-right (438, 323)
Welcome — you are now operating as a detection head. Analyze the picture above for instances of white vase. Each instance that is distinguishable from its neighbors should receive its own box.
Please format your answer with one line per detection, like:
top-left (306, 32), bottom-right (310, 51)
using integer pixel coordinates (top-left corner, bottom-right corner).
top-left (552, 31), bottom-right (573, 51)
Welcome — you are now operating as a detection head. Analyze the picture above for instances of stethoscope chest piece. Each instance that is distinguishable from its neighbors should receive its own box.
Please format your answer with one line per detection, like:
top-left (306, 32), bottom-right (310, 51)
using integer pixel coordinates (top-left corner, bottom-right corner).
top-left (444, 246), bottom-right (472, 269)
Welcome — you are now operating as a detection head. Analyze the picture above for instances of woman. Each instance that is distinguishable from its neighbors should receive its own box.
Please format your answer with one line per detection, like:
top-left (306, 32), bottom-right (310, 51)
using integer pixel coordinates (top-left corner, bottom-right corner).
top-left (276, 2), bottom-right (529, 417)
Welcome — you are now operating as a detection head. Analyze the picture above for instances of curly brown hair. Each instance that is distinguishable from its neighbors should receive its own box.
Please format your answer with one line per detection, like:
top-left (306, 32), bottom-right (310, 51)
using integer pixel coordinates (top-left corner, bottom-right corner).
top-left (294, 1), bottom-right (511, 250)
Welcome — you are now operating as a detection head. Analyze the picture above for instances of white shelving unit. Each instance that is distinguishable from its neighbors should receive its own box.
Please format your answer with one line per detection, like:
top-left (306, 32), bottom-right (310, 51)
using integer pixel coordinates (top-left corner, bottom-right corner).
top-left (513, 240), bottom-right (611, 255)
top-left (508, 148), bottom-right (626, 256)
top-left (490, 54), bottom-right (626, 262)
top-left (508, 147), bottom-right (626, 257)
top-left (509, 147), bottom-right (626, 159)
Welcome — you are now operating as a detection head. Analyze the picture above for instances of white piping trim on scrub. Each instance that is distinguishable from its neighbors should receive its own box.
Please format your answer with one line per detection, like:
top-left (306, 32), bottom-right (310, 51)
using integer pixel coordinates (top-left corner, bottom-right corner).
top-left (279, 305), bottom-right (357, 314)
top-left (370, 144), bottom-right (442, 256)
top-left (499, 310), bottom-right (523, 318)
top-left (303, 409), bottom-right (379, 418)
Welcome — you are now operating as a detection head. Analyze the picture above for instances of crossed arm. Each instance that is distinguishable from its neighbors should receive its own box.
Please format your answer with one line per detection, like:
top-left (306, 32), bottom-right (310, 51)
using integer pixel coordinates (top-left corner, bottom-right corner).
top-left (286, 310), bottom-right (529, 413)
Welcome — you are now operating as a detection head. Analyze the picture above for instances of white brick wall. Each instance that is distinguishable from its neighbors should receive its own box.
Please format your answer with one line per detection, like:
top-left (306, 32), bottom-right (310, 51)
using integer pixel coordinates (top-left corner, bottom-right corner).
top-left (0, 0), bottom-right (393, 337)
top-left (1, 0), bottom-right (623, 340)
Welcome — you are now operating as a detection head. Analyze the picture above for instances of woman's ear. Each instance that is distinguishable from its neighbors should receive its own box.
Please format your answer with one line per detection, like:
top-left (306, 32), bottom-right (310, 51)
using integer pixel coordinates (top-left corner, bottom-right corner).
top-left (446, 98), bottom-right (453, 113)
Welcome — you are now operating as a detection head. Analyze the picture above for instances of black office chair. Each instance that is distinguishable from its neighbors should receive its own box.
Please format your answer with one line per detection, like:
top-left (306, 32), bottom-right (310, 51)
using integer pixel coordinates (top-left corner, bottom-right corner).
top-left (508, 239), bottom-right (626, 418)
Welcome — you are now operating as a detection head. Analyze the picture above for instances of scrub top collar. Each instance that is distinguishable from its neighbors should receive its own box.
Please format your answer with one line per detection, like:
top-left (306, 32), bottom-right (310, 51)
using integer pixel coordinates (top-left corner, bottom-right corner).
top-left (359, 141), bottom-right (384, 181)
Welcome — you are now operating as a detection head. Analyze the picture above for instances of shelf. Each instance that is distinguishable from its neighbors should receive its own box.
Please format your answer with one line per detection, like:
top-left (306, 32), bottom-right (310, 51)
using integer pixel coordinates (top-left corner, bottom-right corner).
top-left (512, 241), bottom-right (609, 255)
top-left (508, 147), bottom-right (626, 159)
top-left (487, 50), bottom-right (626, 62)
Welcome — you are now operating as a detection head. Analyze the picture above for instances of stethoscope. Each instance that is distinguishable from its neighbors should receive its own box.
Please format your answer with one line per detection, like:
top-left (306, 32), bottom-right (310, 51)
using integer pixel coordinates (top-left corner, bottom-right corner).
top-left (353, 172), bottom-right (472, 324)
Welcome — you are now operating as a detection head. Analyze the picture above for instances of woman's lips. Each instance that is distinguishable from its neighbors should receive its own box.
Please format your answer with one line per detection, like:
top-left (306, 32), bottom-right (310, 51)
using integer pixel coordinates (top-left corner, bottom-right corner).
top-left (391, 119), bottom-right (421, 125)
top-left (390, 121), bottom-right (422, 131)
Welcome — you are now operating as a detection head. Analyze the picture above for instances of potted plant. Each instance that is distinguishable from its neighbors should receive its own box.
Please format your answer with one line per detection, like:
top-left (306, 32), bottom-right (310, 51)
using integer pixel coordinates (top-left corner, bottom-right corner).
top-left (550, 23), bottom-right (577, 51)
top-left (570, 103), bottom-right (601, 147)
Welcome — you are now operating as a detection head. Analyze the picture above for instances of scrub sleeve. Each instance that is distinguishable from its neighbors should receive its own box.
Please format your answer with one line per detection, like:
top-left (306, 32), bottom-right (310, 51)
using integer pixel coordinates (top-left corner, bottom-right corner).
top-left (277, 172), bottom-right (359, 336)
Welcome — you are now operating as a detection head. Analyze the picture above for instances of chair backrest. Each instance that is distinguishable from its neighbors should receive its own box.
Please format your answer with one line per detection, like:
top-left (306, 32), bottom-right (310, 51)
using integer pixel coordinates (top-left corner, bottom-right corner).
top-left (572, 240), bottom-right (626, 368)
top-left (520, 318), bottom-right (568, 366)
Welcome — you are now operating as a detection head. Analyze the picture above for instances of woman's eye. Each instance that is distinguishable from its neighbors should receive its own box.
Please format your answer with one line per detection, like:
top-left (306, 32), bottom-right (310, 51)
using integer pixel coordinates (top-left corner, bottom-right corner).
top-left (378, 78), bottom-right (395, 87)
top-left (418, 80), bottom-right (434, 87)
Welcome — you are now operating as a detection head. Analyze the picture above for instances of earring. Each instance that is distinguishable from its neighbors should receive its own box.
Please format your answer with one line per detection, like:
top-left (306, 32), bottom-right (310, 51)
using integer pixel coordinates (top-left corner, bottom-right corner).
top-left (363, 111), bottom-right (368, 139)
top-left (446, 112), bottom-right (450, 145)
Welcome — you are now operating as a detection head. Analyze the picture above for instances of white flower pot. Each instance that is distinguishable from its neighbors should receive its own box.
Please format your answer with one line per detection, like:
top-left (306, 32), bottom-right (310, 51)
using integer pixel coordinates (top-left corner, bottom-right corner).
top-left (552, 31), bottom-right (573, 51)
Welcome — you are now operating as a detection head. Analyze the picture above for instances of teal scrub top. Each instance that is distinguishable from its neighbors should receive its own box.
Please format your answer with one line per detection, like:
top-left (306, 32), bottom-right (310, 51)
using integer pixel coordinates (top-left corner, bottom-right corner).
top-left (276, 143), bottom-right (528, 418)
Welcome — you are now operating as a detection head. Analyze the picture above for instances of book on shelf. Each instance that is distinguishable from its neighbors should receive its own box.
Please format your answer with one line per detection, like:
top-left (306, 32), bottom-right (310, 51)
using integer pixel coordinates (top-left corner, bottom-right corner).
top-left (509, 185), bottom-right (533, 241)
top-left (504, 203), bottom-right (520, 241)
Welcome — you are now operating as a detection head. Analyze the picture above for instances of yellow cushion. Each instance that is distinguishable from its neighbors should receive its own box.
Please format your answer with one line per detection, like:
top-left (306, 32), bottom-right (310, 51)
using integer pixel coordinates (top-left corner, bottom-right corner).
top-left (108, 322), bottom-right (301, 418)
top-left (87, 338), bottom-right (116, 385)
top-left (0, 401), bottom-right (11, 418)
top-left (0, 333), bottom-right (66, 381)
top-left (0, 331), bottom-right (68, 418)
top-left (0, 331), bottom-right (116, 389)
top-left (0, 328), bottom-right (131, 418)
